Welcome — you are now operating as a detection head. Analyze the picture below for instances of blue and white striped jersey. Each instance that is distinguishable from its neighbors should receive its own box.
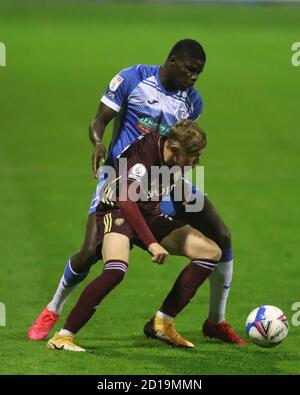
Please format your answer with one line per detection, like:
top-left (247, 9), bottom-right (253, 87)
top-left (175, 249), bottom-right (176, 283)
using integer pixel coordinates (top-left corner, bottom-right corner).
top-left (101, 64), bottom-right (203, 165)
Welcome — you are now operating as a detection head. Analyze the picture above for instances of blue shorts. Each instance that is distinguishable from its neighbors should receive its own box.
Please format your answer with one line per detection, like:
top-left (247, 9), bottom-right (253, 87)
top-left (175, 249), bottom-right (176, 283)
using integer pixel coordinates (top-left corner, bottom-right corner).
top-left (88, 171), bottom-right (107, 215)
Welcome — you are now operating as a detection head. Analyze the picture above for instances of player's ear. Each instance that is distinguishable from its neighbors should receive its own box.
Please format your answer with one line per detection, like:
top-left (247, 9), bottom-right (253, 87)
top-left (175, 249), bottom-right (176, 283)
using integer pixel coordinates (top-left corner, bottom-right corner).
top-left (170, 145), bottom-right (179, 157)
top-left (168, 55), bottom-right (178, 66)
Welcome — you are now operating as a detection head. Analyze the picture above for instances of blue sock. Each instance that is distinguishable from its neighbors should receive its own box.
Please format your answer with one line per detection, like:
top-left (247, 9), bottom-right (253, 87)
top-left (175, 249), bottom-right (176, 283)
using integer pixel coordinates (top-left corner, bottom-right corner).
top-left (47, 259), bottom-right (90, 314)
top-left (62, 259), bottom-right (89, 287)
top-left (221, 248), bottom-right (233, 262)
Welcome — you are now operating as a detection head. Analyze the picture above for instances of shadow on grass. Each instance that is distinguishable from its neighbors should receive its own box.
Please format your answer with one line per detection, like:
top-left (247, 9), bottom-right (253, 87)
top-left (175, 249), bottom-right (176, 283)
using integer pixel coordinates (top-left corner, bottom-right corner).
top-left (78, 330), bottom-right (298, 375)
top-left (11, 328), bottom-right (299, 375)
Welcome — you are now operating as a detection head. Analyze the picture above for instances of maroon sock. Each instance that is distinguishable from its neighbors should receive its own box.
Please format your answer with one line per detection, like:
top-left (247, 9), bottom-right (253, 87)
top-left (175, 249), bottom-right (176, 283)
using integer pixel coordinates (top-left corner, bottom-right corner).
top-left (160, 259), bottom-right (218, 318)
top-left (64, 260), bottom-right (128, 334)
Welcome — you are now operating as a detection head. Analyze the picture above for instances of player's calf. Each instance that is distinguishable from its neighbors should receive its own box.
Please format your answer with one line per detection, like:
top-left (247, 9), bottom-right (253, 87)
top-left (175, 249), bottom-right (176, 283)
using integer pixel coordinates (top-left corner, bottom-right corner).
top-left (69, 249), bottom-right (98, 274)
top-left (62, 259), bottom-right (128, 334)
top-left (70, 212), bottom-right (100, 273)
top-left (151, 226), bottom-right (221, 322)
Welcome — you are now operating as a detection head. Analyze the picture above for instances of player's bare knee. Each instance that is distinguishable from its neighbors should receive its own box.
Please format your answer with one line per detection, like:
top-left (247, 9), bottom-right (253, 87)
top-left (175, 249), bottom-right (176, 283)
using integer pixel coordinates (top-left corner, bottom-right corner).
top-left (187, 233), bottom-right (221, 261)
top-left (71, 242), bottom-right (99, 272)
top-left (198, 240), bottom-right (221, 261)
top-left (206, 241), bottom-right (222, 261)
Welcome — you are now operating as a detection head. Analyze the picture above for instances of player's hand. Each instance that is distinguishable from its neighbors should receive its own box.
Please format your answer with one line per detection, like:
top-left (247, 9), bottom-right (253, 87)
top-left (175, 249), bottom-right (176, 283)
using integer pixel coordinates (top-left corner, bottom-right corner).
top-left (148, 243), bottom-right (169, 265)
top-left (92, 142), bottom-right (106, 178)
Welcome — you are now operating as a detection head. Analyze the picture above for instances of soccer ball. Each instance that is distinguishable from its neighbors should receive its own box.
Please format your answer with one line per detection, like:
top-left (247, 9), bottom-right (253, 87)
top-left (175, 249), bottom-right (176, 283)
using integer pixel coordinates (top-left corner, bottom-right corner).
top-left (245, 305), bottom-right (288, 348)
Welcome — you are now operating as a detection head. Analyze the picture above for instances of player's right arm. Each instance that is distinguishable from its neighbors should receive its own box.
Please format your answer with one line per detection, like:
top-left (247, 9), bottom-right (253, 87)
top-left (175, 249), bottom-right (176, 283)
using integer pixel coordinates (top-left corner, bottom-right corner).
top-left (89, 103), bottom-right (117, 178)
top-left (117, 180), bottom-right (169, 265)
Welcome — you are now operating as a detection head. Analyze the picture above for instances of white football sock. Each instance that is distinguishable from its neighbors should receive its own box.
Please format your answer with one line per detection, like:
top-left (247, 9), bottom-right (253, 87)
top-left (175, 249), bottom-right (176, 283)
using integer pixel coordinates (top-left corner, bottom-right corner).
top-left (47, 277), bottom-right (76, 315)
top-left (59, 329), bottom-right (74, 337)
top-left (47, 259), bottom-right (89, 315)
top-left (208, 260), bottom-right (233, 324)
top-left (156, 310), bottom-right (174, 321)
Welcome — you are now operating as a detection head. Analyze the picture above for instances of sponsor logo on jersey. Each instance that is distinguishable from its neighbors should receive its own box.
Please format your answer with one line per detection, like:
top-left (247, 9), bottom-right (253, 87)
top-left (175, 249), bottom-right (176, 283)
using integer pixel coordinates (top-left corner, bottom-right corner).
top-left (107, 91), bottom-right (116, 99)
top-left (136, 116), bottom-right (169, 135)
top-left (128, 163), bottom-right (147, 182)
top-left (109, 74), bottom-right (124, 92)
top-left (176, 106), bottom-right (188, 120)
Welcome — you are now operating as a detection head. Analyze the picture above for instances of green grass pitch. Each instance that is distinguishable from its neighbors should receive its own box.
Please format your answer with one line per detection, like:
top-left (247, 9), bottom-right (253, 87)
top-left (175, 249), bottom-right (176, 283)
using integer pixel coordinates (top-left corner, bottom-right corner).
top-left (0, 1), bottom-right (300, 375)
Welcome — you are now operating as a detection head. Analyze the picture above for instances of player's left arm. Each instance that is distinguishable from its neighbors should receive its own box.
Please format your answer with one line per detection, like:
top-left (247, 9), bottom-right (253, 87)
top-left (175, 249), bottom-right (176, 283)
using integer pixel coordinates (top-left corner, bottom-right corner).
top-left (189, 89), bottom-right (203, 120)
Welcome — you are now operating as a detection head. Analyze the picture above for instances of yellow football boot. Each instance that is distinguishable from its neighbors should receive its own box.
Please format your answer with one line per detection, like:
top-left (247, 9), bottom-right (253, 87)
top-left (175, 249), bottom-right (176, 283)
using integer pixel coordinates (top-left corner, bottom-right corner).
top-left (144, 316), bottom-right (194, 348)
top-left (46, 332), bottom-right (85, 352)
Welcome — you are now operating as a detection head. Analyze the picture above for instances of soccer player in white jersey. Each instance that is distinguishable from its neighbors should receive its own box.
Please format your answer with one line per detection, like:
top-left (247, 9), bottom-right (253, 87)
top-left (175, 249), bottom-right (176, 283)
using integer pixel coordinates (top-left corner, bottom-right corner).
top-left (28, 39), bottom-right (245, 345)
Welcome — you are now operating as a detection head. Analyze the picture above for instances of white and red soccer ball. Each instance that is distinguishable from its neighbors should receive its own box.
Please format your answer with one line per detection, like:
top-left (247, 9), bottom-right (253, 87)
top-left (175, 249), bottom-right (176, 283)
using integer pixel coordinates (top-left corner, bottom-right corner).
top-left (245, 305), bottom-right (288, 348)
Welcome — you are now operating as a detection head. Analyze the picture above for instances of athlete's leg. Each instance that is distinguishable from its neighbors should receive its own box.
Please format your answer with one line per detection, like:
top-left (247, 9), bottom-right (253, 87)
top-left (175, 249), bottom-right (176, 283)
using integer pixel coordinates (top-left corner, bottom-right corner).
top-left (174, 196), bottom-right (232, 323)
top-left (174, 195), bottom-right (231, 255)
top-left (46, 176), bottom-right (108, 314)
top-left (47, 232), bottom-right (130, 352)
top-left (158, 225), bottom-right (221, 317)
top-left (47, 213), bottom-right (99, 313)
top-left (173, 196), bottom-right (245, 344)
top-left (69, 212), bottom-right (99, 273)
top-left (28, 213), bottom-right (99, 341)
top-left (61, 232), bottom-right (129, 335)
top-left (144, 224), bottom-right (221, 348)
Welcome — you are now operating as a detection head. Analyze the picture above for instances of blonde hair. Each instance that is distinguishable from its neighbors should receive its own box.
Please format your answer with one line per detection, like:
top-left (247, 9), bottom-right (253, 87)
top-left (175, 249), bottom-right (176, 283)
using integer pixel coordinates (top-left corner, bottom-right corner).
top-left (168, 120), bottom-right (206, 156)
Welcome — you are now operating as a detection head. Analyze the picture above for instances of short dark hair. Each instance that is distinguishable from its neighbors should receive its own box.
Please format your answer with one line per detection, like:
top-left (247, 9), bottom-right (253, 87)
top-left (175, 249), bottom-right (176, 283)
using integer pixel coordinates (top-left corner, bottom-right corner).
top-left (167, 39), bottom-right (206, 62)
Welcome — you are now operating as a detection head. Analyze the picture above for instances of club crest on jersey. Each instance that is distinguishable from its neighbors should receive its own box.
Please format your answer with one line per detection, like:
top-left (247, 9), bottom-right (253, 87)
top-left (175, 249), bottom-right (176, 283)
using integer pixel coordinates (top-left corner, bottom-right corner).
top-left (128, 163), bottom-right (147, 182)
top-left (109, 74), bottom-right (124, 92)
top-left (114, 218), bottom-right (125, 226)
top-left (176, 107), bottom-right (188, 120)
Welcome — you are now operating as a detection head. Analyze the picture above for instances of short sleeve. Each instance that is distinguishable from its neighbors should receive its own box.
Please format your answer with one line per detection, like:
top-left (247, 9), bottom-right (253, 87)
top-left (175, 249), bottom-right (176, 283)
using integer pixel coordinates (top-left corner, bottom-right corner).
top-left (101, 65), bottom-right (142, 112)
top-left (189, 89), bottom-right (204, 120)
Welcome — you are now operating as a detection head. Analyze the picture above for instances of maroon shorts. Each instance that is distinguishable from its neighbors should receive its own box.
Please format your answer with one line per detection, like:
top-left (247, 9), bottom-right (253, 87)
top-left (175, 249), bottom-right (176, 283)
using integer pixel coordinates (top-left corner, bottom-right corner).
top-left (96, 208), bottom-right (185, 251)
